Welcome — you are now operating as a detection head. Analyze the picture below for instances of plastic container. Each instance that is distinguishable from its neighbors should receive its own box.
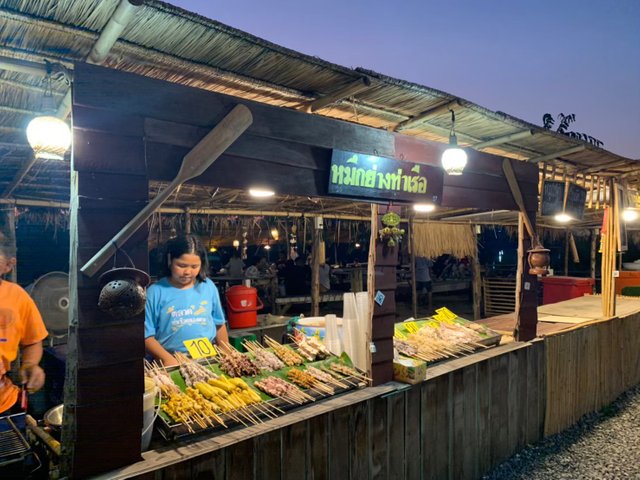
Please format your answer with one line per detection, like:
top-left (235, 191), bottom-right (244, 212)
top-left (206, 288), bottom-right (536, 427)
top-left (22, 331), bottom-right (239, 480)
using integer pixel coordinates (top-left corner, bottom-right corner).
top-left (142, 377), bottom-right (158, 452)
top-left (225, 285), bottom-right (263, 329)
top-left (615, 271), bottom-right (640, 295)
top-left (540, 276), bottom-right (594, 305)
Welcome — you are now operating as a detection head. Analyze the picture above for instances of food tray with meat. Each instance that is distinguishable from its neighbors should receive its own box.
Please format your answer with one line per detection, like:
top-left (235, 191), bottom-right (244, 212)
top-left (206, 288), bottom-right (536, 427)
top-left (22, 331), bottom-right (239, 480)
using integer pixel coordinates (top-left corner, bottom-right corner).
top-left (151, 349), bottom-right (367, 440)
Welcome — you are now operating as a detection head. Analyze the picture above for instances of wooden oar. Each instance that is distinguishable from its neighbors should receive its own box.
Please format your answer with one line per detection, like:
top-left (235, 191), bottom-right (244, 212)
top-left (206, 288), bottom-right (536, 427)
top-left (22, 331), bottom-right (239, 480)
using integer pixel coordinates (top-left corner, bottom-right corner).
top-left (81, 104), bottom-right (253, 277)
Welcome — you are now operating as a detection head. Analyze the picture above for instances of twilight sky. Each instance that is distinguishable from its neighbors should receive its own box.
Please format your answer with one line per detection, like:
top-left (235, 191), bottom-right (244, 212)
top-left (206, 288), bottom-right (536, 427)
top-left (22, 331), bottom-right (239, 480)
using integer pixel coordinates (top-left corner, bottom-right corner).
top-left (169, 0), bottom-right (639, 159)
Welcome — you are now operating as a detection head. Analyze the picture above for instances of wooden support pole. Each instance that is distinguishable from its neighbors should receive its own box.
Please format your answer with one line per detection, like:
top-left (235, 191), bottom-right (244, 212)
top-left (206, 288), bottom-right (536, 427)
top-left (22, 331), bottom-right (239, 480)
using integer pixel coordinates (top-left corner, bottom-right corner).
top-left (472, 225), bottom-right (482, 320)
top-left (409, 215), bottom-right (417, 319)
top-left (514, 214), bottom-right (524, 331)
top-left (366, 204), bottom-right (378, 379)
top-left (513, 207), bottom-right (539, 341)
top-left (311, 225), bottom-right (321, 317)
top-left (590, 228), bottom-right (598, 282)
top-left (5, 207), bottom-right (17, 282)
top-left (564, 228), bottom-right (570, 275)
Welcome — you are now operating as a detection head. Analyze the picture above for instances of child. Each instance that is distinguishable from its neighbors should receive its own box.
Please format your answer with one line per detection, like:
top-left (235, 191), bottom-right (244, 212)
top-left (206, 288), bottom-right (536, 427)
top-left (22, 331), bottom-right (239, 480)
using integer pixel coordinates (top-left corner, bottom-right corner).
top-left (145, 236), bottom-right (228, 366)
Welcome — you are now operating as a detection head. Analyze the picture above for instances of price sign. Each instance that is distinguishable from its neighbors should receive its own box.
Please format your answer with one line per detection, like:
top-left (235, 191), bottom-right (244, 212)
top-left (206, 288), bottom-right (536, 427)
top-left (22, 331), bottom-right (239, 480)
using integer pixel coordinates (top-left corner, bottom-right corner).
top-left (394, 328), bottom-right (406, 339)
top-left (183, 337), bottom-right (217, 359)
top-left (404, 322), bottom-right (419, 334)
top-left (436, 307), bottom-right (458, 322)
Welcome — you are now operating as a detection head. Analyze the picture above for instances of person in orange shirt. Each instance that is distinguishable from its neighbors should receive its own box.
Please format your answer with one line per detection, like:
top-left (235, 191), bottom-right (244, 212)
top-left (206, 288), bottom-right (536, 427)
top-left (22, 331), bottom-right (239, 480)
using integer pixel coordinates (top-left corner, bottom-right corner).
top-left (0, 245), bottom-right (48, 415)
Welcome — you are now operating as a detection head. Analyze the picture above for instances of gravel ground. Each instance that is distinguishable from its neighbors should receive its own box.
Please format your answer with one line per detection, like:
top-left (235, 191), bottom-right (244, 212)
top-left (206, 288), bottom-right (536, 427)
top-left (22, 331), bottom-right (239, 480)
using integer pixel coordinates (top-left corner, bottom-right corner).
top-left (484, 384), bottom-right (640, 479)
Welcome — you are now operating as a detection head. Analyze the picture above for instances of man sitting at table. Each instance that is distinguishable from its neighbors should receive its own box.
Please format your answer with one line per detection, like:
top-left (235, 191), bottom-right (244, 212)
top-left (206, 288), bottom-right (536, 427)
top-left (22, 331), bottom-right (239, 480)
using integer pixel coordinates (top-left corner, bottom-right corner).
top-left (224, 250), bottom-right (244, 277)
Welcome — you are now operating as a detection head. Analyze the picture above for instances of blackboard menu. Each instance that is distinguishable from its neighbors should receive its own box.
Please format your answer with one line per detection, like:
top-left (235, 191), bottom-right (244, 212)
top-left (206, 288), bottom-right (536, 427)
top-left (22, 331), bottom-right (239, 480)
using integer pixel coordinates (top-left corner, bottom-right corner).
top-left (565, 183), bottom-right (587, 220)
top-left (541, 181), bottom-right (565, 216)
top-left (541, 181), bottom-right (586, 220)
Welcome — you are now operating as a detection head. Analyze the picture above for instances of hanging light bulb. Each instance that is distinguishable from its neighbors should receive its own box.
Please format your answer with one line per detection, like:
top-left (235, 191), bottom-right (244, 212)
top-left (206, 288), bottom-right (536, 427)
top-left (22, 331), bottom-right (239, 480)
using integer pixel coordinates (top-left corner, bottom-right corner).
top-left (27, 63), bottom-right (71, 161)
top-left (413, 203), bottom-right (435, 213)
top-left (623, 208), bottom-right (638, 222)
top-left (554, 212), bottom-right (573, 223)
top-left (441, 109), bottom-right (467, 175)
top-left (232, 239), bottom-right (240, 248)
top-left (270, 228), bottom-right (279, 240)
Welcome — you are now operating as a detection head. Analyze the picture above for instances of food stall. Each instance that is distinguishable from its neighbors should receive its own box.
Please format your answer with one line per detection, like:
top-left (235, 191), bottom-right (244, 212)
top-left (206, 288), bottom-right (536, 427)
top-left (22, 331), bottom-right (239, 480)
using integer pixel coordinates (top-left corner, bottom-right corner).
top-left (56, 62), bottom-right (542, 478)
top-left (1, 4), bottom-right (638, 479)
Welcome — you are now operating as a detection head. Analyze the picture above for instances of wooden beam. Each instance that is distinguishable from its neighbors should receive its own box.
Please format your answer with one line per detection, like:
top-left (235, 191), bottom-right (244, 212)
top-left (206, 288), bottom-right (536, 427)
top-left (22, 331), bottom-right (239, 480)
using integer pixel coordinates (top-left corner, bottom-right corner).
top-left (304, 76), bottom-right (373, 113)
top-left (501, 158), bottom-right (536, 241)
top-left (394, 99), bottom-right (460, 131)
top-left (1, 154), bottom-right (36, 198)
top-left (473, 129), bottom-right (534, 149)
top-left (528, 146), bottom-right (586, 164)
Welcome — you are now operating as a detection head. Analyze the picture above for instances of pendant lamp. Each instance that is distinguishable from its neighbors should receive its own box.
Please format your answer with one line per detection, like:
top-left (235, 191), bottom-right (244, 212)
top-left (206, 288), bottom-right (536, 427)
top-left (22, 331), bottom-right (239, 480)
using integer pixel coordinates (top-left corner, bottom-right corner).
top-left (441, 109), bottom-right (467, 175)
top-left (26, 64), bottom-right (71, 161)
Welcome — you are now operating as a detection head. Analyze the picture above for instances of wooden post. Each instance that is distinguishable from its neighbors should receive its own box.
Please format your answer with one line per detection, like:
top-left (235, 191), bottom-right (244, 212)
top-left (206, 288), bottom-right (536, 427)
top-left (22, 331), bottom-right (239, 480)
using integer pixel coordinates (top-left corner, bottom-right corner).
top-left (590, 228), bottom-right (598, 284)
top-left (409, 215), bottom-right (417, 319)
top-left (370, 205), bottom-right (398, 385)
top-left (366, 205), bottom-right (378, 378)
top-left (564, 228), bottom-right (570, 275)
top-left (311, 217), bottom-right (322, 316)
top-left (184, 209), bottom-right (191, 235)
top-left (471, 225), bottom-right (482, 320)
top-left (1, 207), bottom-right (18, 282)
top-left (514, 214), bottom-right (524, 328)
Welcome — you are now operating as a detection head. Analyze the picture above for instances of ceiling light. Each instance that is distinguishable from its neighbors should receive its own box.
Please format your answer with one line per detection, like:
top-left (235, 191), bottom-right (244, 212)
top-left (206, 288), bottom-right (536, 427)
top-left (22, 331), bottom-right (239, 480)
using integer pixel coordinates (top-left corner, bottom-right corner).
top-left (554, 213), bottom-right (573, 223)
top-left (249, 188), bottom-right (275, 198)
top-left (27, 64), bottom-right (71, 161)
top-left (232, 239), bottom-right (240, 248)
top-left (413, 203), bottom-right (435, 213)
top-left (355, 243), bottom-right (361, 248)
top-left (271, 228), bottom-right (279, 240)
top-left (441, 109), bottom-right (467, 175)
top-left (264, 244), bottom-right (271, 250)
top-left (623, 209), bottom-right (638, 222)
top-left (209, 246), bottom-right (217, 253)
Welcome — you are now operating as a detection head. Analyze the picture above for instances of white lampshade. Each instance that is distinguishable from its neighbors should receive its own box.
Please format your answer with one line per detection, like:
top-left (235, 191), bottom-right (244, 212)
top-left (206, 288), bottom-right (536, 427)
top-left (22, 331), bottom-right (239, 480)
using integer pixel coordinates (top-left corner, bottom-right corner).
top-left (26, 115), bottom-right (71, 161)
top-left (441, 144), bottom-right (468, 175)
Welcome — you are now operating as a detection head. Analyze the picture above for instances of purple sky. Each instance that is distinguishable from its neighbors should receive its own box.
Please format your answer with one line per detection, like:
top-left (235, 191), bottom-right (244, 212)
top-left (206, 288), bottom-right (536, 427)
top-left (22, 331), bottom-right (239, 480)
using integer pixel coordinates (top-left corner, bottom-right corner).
top-left (170, 0), bottom-right (639, 159)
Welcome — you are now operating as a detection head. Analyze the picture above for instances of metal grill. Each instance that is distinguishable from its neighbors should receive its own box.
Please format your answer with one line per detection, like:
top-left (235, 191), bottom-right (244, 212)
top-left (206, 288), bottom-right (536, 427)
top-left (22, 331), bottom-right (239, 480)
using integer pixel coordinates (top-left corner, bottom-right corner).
top-left (0, 415), bottom-right (30, 466)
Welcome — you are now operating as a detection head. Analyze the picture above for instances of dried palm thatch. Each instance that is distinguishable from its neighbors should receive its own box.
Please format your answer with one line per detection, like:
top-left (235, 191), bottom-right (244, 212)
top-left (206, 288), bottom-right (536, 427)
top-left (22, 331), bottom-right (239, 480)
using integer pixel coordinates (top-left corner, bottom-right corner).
top-left (413, 222), bottom-right (477, 259)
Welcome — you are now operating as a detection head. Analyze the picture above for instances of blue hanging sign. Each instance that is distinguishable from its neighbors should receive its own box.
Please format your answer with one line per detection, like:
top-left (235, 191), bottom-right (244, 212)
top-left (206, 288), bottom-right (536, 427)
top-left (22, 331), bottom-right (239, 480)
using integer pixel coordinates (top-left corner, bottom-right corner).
top-left (327, 149), bottom-right (443, 203)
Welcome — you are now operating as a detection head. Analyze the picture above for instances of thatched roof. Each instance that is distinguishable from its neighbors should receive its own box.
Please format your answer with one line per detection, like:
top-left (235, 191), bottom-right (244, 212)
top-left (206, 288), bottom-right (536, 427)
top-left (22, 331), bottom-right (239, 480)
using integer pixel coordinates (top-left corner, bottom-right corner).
top-left (0, 0), bottom-right (637, 222)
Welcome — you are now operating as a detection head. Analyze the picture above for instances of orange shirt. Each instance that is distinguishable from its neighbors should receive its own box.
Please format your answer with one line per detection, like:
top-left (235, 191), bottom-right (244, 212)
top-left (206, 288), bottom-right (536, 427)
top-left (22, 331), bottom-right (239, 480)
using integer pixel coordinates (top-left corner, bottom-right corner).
top-left (0, 280), bottom-right (48, 413)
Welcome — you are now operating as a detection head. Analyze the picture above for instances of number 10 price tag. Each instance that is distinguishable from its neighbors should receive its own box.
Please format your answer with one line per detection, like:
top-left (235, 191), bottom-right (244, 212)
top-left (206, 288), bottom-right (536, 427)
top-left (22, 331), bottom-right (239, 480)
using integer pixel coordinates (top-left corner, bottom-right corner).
top-left (184, 337), bottom-right (217, 359)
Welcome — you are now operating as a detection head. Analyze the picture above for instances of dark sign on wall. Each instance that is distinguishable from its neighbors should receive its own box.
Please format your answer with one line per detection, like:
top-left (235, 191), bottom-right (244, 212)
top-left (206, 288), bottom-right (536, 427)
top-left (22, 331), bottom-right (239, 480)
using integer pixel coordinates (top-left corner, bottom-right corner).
top-left (541, 180), bottom-right (587, 220)
top-left (327, 149), bottom-right (444, 203)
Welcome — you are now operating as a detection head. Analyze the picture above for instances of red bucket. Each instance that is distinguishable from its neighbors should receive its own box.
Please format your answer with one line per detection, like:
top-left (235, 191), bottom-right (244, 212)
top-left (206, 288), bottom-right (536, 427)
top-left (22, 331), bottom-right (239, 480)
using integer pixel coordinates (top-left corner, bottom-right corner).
top-left (225, 285), bottom-right (263, 329)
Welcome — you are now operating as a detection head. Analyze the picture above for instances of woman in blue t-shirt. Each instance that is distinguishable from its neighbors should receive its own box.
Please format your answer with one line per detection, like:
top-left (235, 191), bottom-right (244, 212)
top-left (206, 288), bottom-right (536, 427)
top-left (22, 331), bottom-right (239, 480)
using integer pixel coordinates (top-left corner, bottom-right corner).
top-left (145, 235), bottom-right (229, 366)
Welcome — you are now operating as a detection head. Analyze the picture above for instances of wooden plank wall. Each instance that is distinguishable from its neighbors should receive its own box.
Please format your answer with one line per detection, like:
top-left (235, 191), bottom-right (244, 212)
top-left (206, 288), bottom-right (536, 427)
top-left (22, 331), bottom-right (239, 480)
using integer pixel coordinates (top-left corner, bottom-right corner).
top-left (544, 312), bottom-right (640, 436)
top-left (127, 342), bottom-right (545, 480)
